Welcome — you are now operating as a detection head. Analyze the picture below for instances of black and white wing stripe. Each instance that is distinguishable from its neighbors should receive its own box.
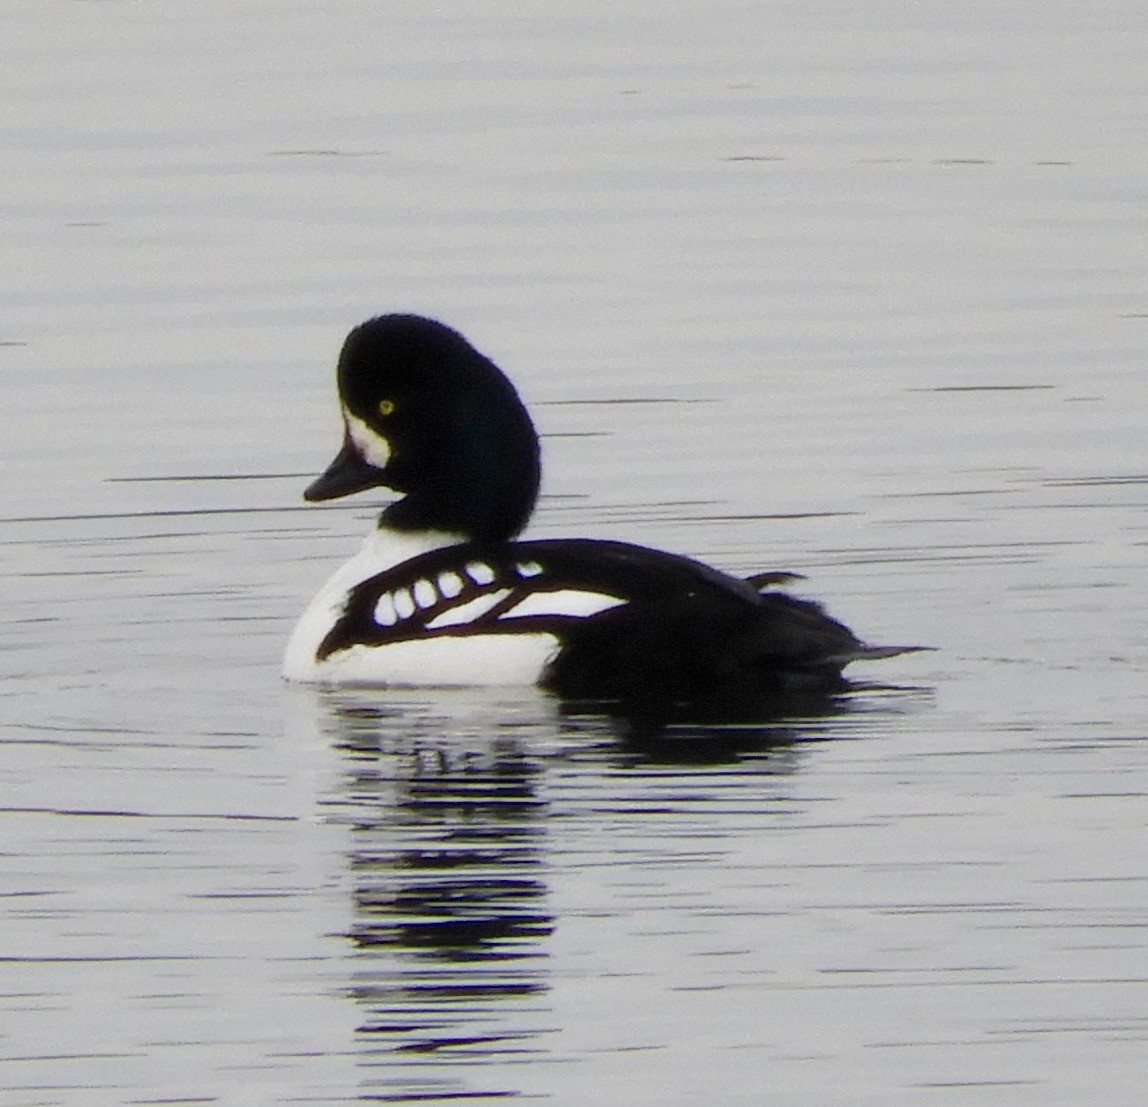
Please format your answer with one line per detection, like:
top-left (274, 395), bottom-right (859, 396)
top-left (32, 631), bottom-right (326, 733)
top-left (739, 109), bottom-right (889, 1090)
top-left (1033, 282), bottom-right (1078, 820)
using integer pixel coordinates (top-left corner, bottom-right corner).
top-left (315, 538), bottom-right (763, 662)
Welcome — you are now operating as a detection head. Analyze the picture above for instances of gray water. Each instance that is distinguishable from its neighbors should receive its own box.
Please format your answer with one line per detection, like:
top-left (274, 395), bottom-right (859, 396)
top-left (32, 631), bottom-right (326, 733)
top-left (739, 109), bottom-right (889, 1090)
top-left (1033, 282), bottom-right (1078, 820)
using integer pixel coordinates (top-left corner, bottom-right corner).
top-left (2, 2), bottom-right (1145, 1103)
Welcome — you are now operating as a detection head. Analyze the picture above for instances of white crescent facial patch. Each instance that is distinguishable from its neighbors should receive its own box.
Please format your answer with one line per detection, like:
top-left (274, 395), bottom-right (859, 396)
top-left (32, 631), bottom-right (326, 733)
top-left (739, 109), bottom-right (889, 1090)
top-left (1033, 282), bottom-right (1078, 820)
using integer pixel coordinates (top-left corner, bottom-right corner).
top-left (344, 406), bottom-right (391, 470)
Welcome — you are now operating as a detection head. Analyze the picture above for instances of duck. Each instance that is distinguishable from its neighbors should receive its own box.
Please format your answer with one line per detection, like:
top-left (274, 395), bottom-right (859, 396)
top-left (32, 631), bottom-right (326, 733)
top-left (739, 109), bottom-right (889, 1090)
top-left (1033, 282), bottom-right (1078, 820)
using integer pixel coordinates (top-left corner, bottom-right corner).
top-left (283, 313), bottom-right (924, 699)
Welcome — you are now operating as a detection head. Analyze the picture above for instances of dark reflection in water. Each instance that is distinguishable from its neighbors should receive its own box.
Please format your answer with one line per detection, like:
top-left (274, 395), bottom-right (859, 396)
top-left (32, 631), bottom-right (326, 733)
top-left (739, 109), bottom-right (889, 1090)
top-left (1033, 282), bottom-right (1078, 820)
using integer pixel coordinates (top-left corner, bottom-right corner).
top-left (314, 688), bottom-right (912, 1100)
top-left (326, 703), bottom-right (556, 1100)
top-left (570, 683), bottom-right (913, 765)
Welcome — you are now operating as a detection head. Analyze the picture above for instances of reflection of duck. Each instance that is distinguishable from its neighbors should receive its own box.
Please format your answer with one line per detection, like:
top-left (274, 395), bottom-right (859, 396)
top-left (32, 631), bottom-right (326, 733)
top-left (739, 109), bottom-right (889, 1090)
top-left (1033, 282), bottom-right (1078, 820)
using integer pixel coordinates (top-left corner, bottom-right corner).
top-left (329, 704), bottom-right (553, 1067)
top-left (350, 747), bottom-right (552, 976)
top-left (284, 314), bottom-right (925, 698)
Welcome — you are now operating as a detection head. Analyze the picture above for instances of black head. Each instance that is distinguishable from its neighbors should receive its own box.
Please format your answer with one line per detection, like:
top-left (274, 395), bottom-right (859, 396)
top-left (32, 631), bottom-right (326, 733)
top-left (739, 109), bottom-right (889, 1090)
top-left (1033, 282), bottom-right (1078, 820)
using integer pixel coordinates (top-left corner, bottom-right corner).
top-left (304, 314), bottom-right (541, 542)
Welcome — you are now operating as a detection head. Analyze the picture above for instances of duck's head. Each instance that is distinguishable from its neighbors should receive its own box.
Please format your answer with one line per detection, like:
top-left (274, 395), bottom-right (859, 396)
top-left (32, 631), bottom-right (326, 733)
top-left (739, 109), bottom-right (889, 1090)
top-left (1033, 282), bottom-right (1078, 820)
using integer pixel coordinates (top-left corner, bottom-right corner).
top-left (303, 314), bottom-right (541, 543)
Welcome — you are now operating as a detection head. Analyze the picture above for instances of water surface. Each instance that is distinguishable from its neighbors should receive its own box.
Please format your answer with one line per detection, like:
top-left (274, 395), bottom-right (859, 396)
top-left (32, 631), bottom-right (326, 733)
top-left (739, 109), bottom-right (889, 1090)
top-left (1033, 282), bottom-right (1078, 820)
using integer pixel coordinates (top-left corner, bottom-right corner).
top-left (1, 2), bottom-right (1145, 1103)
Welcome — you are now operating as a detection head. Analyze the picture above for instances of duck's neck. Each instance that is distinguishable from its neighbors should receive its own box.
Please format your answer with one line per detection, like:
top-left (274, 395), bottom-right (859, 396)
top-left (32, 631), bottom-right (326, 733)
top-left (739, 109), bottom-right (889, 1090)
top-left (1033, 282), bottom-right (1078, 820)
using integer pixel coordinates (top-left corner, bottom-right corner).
top-left (353, 523), bottom-right (464, 582)
top-left (380, 479), bottom-right (534, 544)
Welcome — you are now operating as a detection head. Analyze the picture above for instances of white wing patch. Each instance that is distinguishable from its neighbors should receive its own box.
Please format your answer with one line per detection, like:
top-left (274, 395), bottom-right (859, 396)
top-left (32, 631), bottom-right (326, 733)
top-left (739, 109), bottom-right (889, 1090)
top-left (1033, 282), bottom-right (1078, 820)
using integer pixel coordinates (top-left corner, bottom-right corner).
top-left (424, 589), bottom-right (513, 630)
top-left (437, 570), bottom-right (464, 598)
top-left (504, 589), bottom-right (623, 619)
top-left (393, 587), bottom-right (416, 619)
top-left (465, 560), bottom-right (496, 586)
top-left (374, 593), bottom-right (399, 627)
top-left (413, 579), bottom-right (437, 608)
top-left (374, 579), bottom-right (622, 634)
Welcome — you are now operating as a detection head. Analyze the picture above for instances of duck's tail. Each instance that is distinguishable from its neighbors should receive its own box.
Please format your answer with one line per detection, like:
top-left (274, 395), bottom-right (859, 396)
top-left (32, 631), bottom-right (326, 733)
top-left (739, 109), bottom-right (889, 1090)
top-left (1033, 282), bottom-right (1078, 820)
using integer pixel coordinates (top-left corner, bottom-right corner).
top-left (833, 643), bottom-right (936, 664)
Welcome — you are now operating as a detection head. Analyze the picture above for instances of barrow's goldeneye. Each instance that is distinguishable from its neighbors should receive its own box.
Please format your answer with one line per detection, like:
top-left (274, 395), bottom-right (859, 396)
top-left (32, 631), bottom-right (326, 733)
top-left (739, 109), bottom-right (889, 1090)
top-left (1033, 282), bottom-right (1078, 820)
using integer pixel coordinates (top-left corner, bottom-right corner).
top-left (283, 314), bottom-right (923, 697)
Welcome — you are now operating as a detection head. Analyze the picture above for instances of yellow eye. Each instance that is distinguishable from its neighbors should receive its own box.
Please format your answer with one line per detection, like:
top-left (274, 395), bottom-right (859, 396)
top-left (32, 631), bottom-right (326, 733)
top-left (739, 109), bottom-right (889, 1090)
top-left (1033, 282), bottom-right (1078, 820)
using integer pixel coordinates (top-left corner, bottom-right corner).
top-left (378, 399), bottom-right (396, 416)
